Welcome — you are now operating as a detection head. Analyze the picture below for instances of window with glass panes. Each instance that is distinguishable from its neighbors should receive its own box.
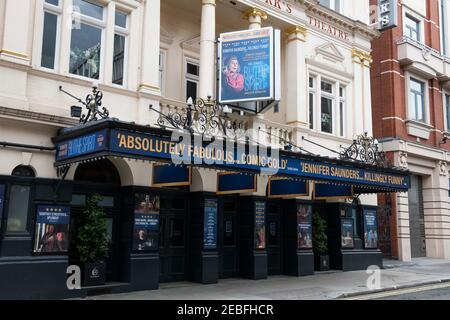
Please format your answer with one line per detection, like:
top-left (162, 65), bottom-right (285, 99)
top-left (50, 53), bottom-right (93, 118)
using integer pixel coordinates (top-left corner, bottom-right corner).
top-left (445, 94), bottom-right (450, 131)
top-left (318, 0), bottom-right (341, 12)
top-left (409, 78), bottom-right (425, 122)
top-left (41, 0), bottom-right (62, 69)
top-left (186, 60), bottom-right (199, 101)
top-left (112, 10), bottom-right (128, 85)
top-left (405, 15), bottom-right (420, 42)
top-left (309, 75), bottom-right (347, 137)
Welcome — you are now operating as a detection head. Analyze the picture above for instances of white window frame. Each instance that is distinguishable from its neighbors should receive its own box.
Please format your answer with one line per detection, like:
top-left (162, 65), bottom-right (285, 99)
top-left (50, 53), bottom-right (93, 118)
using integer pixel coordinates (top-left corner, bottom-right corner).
top-left (405, 72), bottom-right (429, 124)
top-left (36, 0), bottom-right (63, 72)
top-left (444, 92), bottom-right (450, 132)
top-left (184, 56), bottom-right (200, 102)
top-left (319, 0), bottom-right (342, 13)
top-left (440, 0), bottom-right (448, 56)
top-left (308, 72), bottom-right (347, 137)
top-left (159, 49), bottom-right (167, 97)
top-left (69, 0), bottom-right (106, 82)
top-left (112, 8), bottom-right (129, 87)
top-left (403, 8), bottom-right (424, 43)
top-left (308, 76), bottom-right (316, 130)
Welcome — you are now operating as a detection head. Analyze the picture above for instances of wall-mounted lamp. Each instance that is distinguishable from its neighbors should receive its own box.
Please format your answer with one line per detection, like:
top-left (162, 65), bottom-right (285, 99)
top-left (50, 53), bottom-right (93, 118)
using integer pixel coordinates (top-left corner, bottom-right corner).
top-left (440, 136), bottom-right (448, 147)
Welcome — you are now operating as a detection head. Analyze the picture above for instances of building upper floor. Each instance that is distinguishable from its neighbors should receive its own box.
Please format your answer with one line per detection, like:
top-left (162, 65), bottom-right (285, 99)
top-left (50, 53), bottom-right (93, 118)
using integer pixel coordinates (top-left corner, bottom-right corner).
top-left (370, 0), bottom-right (450, 151)
top-left (0, 0), bottom-right (378, 157)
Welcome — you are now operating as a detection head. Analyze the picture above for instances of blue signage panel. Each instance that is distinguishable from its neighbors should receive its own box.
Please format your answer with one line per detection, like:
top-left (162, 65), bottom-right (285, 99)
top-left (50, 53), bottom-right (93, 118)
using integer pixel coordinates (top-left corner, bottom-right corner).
top-left (153, 164), bottom-right (190, 187)
top-left (0, 184), bottom-right (4, 226)
top-left (217, 173), bottom-right (256, 194)
top-left (255, 201), bottom-right (266, 249)
top-left (133, 194), bottom-right (159, 251)
top-left (363, 209), bottom-right (378, 249)
top-left (34, 205), bottom-right (71, 253)
top-left (203, 199), bottom-right (218, 250)
top-left (269, 179), bottom-right (308, 198)
top-left (56, 129), bottom-right (108, 161)
top-left (314, 183), bottom-right (353, 200)
top-left (219, 28), bottom-right (274, 104)
top-left (108, 129), bottom-right (410, 191)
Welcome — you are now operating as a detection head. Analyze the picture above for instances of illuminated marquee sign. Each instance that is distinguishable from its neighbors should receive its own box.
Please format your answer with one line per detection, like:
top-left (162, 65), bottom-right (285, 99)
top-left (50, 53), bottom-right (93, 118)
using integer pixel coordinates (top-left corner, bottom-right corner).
top-left (55, 128), bottom-right (410, 191)
top-left (378, 0), bottom-right (398, 31)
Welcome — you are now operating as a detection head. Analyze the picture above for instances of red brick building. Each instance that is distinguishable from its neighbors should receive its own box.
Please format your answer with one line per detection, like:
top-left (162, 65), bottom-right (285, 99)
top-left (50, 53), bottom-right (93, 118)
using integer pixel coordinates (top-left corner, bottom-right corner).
top-left (371, 0), bottom-right (450, 260)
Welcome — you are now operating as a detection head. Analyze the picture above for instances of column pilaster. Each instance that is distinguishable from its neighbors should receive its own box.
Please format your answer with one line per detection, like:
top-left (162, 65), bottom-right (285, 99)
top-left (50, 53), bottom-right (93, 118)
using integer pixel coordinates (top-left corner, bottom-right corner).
top-left (199, 0), bottom-right (216, 100)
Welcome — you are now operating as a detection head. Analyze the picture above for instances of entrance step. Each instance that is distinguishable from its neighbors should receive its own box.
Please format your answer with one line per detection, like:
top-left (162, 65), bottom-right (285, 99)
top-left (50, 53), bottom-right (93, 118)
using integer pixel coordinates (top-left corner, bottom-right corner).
top-left (83, 282), bottom-right (131, 297)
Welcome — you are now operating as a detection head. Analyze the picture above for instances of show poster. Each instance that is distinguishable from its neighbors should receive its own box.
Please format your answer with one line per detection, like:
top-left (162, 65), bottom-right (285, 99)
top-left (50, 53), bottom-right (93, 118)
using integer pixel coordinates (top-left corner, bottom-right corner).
top-left (219, 27), bottom-right (276, 105)
top-left (203, 199), bottom-right (218, 250)
top-left (34, 205), bottom-right (71, 253)
top-left (254, 201), bottom-right (266, 249)
top-left (364, 209), bottom-right (379, 249)
top-left (133, 193), bottom-right (160, 251)
top-left (341, 219), bottom-right (354, 249)
top-left (0, 184), bottom-right (5, 227)
top-left (297, 204), bottom-right (312, 249)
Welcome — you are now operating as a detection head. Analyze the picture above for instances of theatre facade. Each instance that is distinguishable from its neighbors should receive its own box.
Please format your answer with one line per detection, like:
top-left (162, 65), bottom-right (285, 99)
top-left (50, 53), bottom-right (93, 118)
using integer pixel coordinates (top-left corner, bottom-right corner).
top-left (0, 0), bottom-right (409, 299)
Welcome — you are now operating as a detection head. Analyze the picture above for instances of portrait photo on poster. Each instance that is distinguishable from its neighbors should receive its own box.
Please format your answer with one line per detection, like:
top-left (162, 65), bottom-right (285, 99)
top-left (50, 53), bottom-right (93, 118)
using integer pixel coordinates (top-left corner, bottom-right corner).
top-left (219, 27), bottom-right (280, 106)
top-left (363, 209), bottom-right (378, 249)
top-left (133, 193), bottom-right (160, 251)
top-left (34, 206), bottom-right (71, 254)
top-left (297, 204), bottom-right (312, 249)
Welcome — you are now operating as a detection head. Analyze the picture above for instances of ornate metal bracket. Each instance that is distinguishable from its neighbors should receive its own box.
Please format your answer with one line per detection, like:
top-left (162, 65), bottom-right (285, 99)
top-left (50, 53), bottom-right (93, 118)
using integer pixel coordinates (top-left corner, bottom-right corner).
top-left (150, 97), bottom-right (242, 137)
top-left (59, 84), bottom-right (109, 124)
top-left (340, 132), bottom-right (388, 167)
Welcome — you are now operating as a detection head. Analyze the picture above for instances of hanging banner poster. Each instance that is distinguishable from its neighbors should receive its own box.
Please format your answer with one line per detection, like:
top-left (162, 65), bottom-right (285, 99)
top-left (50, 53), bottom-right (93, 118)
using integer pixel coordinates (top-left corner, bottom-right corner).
top-left (255, 201), bottom-right (266, 249)
top-left (133, 194), bottom-right (160, 251)
top-left (203, 199), bottom-right (218, 250)
top-left (0, 184), bottom-right (5, 228)
top-left (341, 219), bottom-right (355, 249)
top-left (363, 209), bottom-right (379, 249)
top-left (219, 27), bottom-right (280, 107)
top-left (34, 205), bottom-right (71, 253)
top-left (297, 204), bottom-right (312, 249)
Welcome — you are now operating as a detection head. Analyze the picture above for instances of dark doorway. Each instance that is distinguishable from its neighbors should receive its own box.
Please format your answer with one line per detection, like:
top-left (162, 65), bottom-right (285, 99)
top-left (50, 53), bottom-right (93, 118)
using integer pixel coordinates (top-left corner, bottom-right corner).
top-left (159, 195), bottom-right (188, 283)
top-left (219, 199), bottom-right (240, 278)
top-left (71, 159), bottom-right (122, 282)
top-left (409, 175), bottom-right (426, 258)
top-left (266, 202), bottom-right (283, 275)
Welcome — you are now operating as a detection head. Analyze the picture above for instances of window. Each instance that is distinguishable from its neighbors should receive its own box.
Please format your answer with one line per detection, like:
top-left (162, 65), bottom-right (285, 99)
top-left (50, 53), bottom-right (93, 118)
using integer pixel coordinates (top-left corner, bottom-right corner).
top-left (6, 165), bottom-right (35, 234)
top-left (446, 94), bottom-right (450, 131)
top-left (112, 11), bottom-right (128, 85)
top-left (159, 51), bottom-right (166, 95)
top-left (441, 0), bottom-right (447, 56)
top-left (405, 15), bottom-right (420, 42)
top-left (409, 78), bottom-right (425, 122)
top-left (309, 75), bottom-right (346, 136)
top-left (321, 80), bottom-right (334, 134)
top-left (319, 0), bottom-right (341, 12)
top-left (309, 76), bottom-right (315, 130)
top-left (339, 86), bottom-right (345, 137)
top-left (69, 0), bottom-right (104, 79)
top-left (41, 0), bottom-right (62, 69)
top-left (186, 60), bottom-right (199, 101)
top-left (6, 185), bottom-right (31, 233)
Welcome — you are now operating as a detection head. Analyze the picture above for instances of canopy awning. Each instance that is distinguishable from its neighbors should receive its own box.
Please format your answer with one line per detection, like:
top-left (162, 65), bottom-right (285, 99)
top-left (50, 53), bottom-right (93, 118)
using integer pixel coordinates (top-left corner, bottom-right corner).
top-left (52, 119), bottom-right (410, 193)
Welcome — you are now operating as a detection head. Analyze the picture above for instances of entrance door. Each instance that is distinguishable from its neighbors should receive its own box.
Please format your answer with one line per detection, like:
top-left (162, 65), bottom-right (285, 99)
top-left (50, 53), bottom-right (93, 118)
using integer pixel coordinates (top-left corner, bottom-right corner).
top-left (267, 202), bottom-right (282, 275)
top-left (409, 175), bottom-right (427, 257)
top-left (70, 193), bottom-right (120, 282)
top-left (159, 196), bottom-right (188, 283)
top-left (219, 200), bottom-right (239, 278)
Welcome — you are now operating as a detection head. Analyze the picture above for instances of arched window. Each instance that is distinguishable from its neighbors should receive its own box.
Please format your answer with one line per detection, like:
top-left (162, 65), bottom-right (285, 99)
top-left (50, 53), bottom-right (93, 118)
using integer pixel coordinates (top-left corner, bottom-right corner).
top-left (11, 165), bottom-right (35, 177)
top-left (74, 159), bottom-right (121, 185)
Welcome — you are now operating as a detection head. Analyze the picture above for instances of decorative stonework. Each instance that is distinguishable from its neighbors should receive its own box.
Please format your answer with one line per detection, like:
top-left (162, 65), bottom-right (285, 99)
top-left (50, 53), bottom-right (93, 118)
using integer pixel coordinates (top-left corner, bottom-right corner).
top-left (398, 152), bottom-right (408, 168)
top-left (352, 48), bottom-right (373, 67)
top-left (439, 161), bottom-right (448, 176)
top-left (286, 25), bottom-right (308, 42)
top-left (243, 7), bottom-right (268, 21)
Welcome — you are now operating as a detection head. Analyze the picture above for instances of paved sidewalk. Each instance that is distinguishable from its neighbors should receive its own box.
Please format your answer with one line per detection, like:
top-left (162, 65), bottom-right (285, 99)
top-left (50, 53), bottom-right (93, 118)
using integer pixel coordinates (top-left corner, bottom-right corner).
top-left (89, 258), bottom-right (450, 300)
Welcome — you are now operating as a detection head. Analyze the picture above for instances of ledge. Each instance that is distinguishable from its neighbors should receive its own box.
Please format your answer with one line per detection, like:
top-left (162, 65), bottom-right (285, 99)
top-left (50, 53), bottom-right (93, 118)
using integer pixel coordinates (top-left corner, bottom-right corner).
top-left (405, 120), bottom-right (433, 140)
